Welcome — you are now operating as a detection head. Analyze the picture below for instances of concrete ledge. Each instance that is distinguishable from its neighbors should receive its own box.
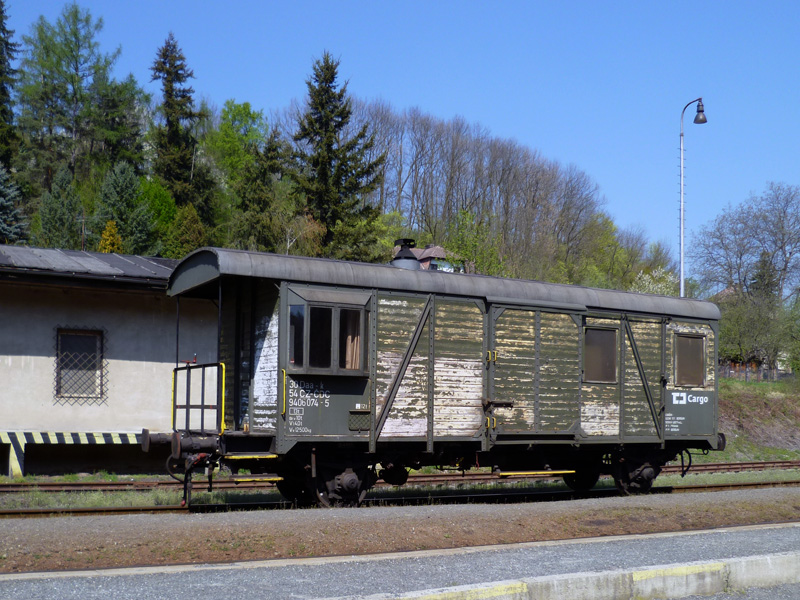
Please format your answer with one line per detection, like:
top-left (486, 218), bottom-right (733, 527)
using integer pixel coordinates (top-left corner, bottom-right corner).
top-left (338, 551), bottom-right (800, 600)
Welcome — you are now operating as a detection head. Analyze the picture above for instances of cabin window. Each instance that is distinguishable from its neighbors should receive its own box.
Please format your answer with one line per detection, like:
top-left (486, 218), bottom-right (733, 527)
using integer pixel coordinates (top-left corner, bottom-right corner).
top-left (56, 329), bottom-right (105, 403)
top-left (675, 334), bottom-right (705, 387)
top-left (289, 305), bottom-right (305, 367)
top-left (287, 300), bottom-right (367, 375)
top-left (584, 327), bottom-right (617, 383)
top-left (339, 309), bottom-right (362, 370)
top-left (309, 307), bottom-right (333, 368)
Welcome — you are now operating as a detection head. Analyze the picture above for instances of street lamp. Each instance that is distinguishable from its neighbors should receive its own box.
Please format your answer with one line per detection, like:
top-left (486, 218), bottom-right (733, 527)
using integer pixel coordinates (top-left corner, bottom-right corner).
top-left (679, 97), bottom-right (707, 298)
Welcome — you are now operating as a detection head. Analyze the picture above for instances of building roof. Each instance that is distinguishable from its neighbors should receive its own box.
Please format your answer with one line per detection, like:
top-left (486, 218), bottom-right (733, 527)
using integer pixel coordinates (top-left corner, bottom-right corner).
top-left (0, 245), bottom-right (176, 289)
top-left (170, 247), bottom-right (720, 321)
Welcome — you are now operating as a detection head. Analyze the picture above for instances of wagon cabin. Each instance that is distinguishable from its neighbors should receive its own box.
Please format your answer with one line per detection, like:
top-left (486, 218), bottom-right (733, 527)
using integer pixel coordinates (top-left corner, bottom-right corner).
top-left (157, 247), bottom-right (724, 506)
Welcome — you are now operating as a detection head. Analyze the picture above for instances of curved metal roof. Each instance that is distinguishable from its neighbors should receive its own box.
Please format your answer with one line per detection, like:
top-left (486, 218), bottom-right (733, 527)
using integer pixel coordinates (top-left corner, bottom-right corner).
top-left (170, 247), bottom-right (720, 321)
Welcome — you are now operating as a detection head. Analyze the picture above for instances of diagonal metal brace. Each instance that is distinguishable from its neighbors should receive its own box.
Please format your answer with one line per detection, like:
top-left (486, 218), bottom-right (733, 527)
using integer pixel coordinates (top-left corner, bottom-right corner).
top-left (623, 316), bottom-right (663, 439)
top-left (375, 294), bottom-right (433, 440)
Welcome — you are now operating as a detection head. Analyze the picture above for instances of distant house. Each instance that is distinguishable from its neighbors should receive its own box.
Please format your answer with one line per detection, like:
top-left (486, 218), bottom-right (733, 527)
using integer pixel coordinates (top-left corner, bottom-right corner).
top-left (0, 245), bottom-right (217, 476)
top-left (392, 243), bottom-right (465, 273)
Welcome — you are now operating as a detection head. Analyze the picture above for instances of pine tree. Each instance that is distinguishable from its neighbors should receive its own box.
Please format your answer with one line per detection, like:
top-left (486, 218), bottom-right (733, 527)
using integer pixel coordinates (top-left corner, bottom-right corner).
top-left (163, 203), bottom-right (206, 259)
top-left (96, 161), bottom-right (154, 254)
top-left (292, 52), bottom-right (386, 261)
top-left (0, 0), bottom-right (19, 170)
top-left (150, 33), bottom-right (214, 221)
top-left (36, 165), bottom-right (81, 249)
top-left (98, 220), bottom-right (123, 253)
top-left (0, 164), bottom-right (24, 243)
top-left (87, 72), bottom-right (148, 174)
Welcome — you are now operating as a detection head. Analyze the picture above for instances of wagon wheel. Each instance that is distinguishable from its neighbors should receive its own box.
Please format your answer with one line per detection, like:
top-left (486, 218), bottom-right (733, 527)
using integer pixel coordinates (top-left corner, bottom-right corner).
top-left (613, 461), bottom-right (656, 495)
top-left (314, 467), bottom-right (374, 508)
top-left (563, 469), bottom-right (600, 492)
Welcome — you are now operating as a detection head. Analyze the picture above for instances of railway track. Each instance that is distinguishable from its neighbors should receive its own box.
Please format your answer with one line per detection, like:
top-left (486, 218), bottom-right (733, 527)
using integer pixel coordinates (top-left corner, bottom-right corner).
top-left (1, 460), bottom-right (798, 493)
top-left (2, 477), bottom-right (800, 518)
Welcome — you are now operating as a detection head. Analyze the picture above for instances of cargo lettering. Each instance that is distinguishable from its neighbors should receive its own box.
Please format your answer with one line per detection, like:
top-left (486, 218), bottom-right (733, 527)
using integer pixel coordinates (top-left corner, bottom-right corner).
top-left (671, 392), bottom-right (709, 405)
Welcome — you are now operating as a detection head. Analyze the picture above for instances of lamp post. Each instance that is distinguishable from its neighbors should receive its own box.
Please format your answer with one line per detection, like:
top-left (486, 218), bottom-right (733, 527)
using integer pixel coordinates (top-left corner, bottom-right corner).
top-left (679, 97), bottom-right (707, 298)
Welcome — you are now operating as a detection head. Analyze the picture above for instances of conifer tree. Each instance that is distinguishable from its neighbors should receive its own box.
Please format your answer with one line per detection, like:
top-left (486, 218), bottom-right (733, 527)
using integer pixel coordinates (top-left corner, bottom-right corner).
top-left (96, 162), bottom-right (154, 254)
top-left (293, 52), bottom-right (386, 261)
top-left (0, 0), bottom-right (19, 170)
top-left (163, 203), bottom-right (206, 259)
top-left (36, 165), bottom-right (81, 249)
top-left (98, 220), bottom-right (123, 253)
top-left (150, 33), bottom-right (214, 221)
top-left (0, 164), bottom-right (24, 243)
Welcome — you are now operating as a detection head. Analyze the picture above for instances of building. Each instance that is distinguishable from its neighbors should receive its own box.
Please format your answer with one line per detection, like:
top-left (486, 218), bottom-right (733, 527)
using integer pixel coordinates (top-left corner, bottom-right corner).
top-left (0, 245), bottom-right (216, 477)
top-left (392, 242), bottom-right (465, 272)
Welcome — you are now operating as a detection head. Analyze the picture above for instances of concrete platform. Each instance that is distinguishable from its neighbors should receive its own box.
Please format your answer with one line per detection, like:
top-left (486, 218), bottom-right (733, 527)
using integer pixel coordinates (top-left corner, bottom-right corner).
top-left (1, 522), bottom-right (798, 599)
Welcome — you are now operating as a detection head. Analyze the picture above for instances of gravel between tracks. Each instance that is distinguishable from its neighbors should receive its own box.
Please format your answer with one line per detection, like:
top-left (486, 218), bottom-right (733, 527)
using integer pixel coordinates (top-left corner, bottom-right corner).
top-left (2, 487), bottom-right (800, 574)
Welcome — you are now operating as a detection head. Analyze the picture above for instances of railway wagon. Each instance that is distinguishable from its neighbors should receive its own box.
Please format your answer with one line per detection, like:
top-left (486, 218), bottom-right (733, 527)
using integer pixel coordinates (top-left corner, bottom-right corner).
top-left (143, 246), bottom-right (725, 506)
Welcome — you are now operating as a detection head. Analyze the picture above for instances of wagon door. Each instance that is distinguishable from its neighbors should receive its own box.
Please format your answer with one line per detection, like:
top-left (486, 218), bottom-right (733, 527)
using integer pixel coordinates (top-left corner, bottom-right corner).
top-left (489, 306), bottom-right (581, 435)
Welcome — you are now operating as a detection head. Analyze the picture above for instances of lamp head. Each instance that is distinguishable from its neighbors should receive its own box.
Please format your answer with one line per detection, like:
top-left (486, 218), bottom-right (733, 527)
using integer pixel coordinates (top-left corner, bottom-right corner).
top-left (693, 99), bottom-right (707, 124)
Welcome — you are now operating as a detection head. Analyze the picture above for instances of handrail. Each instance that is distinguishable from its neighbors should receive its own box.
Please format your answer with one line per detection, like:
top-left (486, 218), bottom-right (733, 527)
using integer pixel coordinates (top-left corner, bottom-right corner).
top-left (172, 362), bottom-right (226, 434)
top-left (282, 369), bottom-right (287, 416)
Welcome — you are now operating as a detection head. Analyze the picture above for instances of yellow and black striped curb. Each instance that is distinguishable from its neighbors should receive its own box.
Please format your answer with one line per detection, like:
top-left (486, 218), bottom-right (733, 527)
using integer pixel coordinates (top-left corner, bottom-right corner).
top-left (1, 431), bottom-right (141, 477)
top-left (332, 551), bottom-right (800, 600)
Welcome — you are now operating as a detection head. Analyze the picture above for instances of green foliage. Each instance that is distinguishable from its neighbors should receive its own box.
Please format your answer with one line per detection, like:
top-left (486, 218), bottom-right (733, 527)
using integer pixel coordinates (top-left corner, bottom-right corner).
top-left (718, 291), bottom-right (789, 369)
top-left (163, 203), bottom-right (206, 259)
top-left (16, 2), bottom-right (121, 189)
top-left (0, 164), bottom-right (24, 243)
top-left (205, 99), bottom-right (268, 190)
top-left (140, 177), bottom-right (176, 233)
top-left (95, 162), bottom-right (154, 254)
top-left (0, 1), bottom-right (19, 170)
top-left (86, 73), bottom-right (148, 174)
top-left (292, 51), bottom-right (386, 260)
top-left (444, 210), bottom-right (505, 275)
top-left (35, 165), bottom-right (81, 249)
top-left (150, 32), bottom-right (215, 221)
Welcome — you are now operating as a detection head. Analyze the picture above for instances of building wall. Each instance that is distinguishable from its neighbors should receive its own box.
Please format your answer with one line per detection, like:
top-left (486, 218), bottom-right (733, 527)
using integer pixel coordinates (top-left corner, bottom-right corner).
top-left (0, 282), bottom-right (217, 435)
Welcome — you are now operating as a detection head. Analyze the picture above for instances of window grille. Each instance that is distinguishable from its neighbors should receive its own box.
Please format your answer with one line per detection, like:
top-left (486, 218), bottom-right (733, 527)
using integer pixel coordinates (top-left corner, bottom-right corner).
top-left (55, 328), bottom-right (108, 405)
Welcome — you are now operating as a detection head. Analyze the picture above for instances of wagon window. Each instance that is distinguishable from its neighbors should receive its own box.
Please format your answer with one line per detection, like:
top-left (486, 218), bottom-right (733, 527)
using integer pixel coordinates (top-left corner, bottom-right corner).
top-left (309, 307), bottom-right (333, 368)
top-left (675, 334), bottom-right (704, 387)
top-left (289, 305), bottom-right (305, 367)
top-left (584, 327), bottom-right (617, 383)
top-left (287, 293), bottom-right (368, 376)
top-left (339, 309), bottom-right (362, 370)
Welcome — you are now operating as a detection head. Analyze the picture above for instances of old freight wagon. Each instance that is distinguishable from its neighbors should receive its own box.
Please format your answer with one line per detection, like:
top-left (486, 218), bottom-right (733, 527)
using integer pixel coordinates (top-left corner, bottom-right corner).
top-left (145, 246), bottom-right (725, 506)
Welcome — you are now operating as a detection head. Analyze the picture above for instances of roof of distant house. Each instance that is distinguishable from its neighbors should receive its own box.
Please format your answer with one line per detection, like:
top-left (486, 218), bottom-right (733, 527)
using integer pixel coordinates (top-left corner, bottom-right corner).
top-left (0, 244), bottom-right (176, 289)
top-left (392, 243), bottom-right (451, 261)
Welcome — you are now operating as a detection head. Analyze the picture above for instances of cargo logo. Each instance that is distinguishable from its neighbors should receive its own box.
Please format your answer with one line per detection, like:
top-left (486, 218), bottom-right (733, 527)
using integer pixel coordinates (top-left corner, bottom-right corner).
top-left (672, 392), bottom-right (709, 405)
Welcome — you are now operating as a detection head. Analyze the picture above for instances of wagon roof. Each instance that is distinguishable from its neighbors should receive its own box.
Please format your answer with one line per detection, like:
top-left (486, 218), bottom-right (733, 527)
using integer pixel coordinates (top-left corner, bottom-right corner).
top-left (170, 247), bottom-right (720, 321)
top-left (0, 244), bottom-right (176, 289)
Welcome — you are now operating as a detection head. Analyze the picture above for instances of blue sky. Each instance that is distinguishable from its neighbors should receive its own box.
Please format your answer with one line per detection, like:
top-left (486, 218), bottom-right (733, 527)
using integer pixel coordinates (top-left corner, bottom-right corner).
top-left (9, 1), bottom-right (800, 272)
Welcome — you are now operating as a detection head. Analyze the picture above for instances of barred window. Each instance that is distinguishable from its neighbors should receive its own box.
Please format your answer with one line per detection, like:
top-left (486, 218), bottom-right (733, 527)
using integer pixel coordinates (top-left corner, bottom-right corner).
top-left (56, 329), bottom-right (105, 402)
